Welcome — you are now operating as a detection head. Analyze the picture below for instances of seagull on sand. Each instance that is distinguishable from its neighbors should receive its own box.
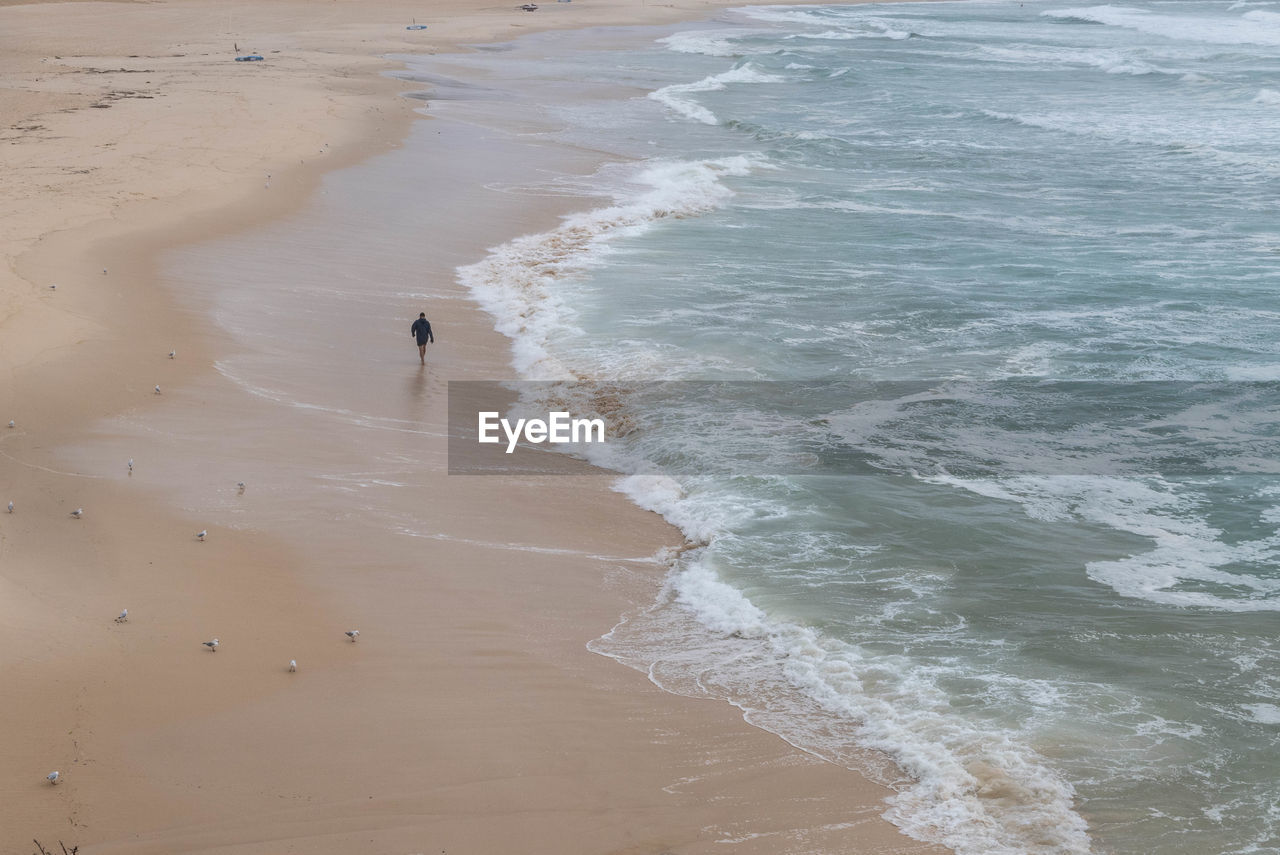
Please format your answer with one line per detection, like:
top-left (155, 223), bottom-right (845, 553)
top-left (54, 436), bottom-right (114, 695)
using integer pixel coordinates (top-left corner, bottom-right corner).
top-left (154, 385), bottom-right (162, 395)
top-left (169, 349), bottom-right (176, 359)
top-left (237, 481), bottom-right (246, 494)
top-left (202, 638), bottom-right (219, 652)
top-left (115, 609), bottom-right (128, 623)
top-left (288, 659), bottom-right (297, 672)
top-left (6, 501), bottom-right (12, 513)
top-left (70, 508), bottom-right (83, 518)
top-left (345, 630), bottom-right (360, 642)
top-left (196, 530), bottom-right (207, 541)
top-left (128, 458), bottom-right (133, 473)
top-left (7, 419), bottom-right (13, 428)
top-left (47, 771), bottom-right (60, 785)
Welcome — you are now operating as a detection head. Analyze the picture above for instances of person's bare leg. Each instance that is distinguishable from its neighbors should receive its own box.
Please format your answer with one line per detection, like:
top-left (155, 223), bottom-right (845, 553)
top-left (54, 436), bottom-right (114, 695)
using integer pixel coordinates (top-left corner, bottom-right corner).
top-left (418, 344), bottom-right (427, 364)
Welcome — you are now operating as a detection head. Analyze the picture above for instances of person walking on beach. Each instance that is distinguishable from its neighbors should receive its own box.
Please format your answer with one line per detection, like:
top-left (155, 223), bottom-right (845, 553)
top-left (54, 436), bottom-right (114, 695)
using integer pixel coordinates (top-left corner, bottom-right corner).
top-left (411, 312), bottom-right (434, 364)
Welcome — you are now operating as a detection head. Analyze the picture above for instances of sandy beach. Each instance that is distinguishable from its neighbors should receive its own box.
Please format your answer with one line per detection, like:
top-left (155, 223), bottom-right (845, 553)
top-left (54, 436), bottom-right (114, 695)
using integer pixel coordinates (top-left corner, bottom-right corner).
top-left (1, 2), bottom-right (950, 852)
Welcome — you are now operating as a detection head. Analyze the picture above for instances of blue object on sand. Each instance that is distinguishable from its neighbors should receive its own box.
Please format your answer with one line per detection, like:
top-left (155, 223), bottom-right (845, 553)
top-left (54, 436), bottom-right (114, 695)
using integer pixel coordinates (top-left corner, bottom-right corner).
top-left (407, 24), bottom-right (428, 29)
top-left (234, 55), bottom-right (264, 62)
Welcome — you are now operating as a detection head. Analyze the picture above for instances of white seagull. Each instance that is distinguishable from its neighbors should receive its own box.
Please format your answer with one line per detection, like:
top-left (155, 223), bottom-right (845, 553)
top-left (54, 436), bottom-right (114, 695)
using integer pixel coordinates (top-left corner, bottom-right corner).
top-left (169, 349), bottom-right (176, 359)
top-left (115, 609), bottom-right (128, 623)
top-left (6, 501), bottom-right (12, 513)
top-left (196, 530), bottom-right (207, 541)
top-left (70, 508), bottom-right (83, 519)
top-left (7, 420), bottom-right (13, 428)
top-left (202, 638), bottom-right (219, 652)
top-left (47, 771), bottom-right (60, 785)
top-left (237, 481), bottom-right (246, 494)
top-left (154, 385), bottom-right (162, 395)
top-left (288, 659), bottom-right (297, 672)
top-left (345, 630), bottom-right (360, 642)
top-left (49, 284), bottom-right (56, 291)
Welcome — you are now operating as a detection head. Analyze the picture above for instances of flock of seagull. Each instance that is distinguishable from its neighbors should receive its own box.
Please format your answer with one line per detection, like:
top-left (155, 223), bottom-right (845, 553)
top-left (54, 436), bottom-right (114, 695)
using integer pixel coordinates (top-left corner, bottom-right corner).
top-left (37, 472), bottom-right (364, 786)
top-left (43, 613), bottom-right (361, 785)
top-left (8, 370), bottom-right (363, 789)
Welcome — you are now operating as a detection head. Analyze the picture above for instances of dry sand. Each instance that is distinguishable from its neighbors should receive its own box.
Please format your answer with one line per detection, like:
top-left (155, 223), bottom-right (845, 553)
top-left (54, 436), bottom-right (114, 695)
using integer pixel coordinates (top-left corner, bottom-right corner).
top-left (0, 1), bottom-right (951, 852)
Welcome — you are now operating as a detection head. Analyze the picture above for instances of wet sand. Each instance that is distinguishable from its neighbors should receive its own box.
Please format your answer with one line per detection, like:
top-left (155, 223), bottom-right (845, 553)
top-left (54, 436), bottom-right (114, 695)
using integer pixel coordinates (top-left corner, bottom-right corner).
top-left (0, 2), bottom-right (950, 852)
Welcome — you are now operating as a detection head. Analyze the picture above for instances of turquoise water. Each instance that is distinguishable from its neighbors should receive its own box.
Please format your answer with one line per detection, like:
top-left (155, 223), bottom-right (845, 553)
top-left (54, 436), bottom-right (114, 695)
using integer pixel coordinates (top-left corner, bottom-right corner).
top-left (439, 3), bottom-right (1280, 852)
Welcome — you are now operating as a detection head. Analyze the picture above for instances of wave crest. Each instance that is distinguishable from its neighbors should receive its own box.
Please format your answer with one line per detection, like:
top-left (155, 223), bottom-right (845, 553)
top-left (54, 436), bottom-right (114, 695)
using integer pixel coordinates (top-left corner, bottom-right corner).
top-left (458, 156), bottom-right (764, 378)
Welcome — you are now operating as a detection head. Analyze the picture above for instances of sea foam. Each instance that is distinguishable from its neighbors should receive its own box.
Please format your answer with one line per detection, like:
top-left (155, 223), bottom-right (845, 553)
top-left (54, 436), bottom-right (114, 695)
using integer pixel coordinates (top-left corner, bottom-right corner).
top-left (458, 155), bottom-right (764, 378)
top-left (922, 472), bottom-right (1280, 612)
top-left (592, 537), bottom-right (1095, 855)
top-left (657, 30), bottom-right (745, 57)
top-left (648, 64), bottom-right (785, 126)
top-left (1043, 5), bottom-right (1280, 46)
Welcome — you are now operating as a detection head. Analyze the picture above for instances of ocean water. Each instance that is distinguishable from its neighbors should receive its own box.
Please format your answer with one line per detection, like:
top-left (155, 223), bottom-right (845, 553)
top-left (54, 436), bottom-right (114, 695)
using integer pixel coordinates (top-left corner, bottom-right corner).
top-left (437, 3), bottom-right (1280, 853)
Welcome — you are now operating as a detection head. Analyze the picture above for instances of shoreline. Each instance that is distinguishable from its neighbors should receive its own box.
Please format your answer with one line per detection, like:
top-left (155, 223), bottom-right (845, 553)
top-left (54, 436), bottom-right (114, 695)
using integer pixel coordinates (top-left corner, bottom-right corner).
top-left (0, 2), bottom-right (953, 853)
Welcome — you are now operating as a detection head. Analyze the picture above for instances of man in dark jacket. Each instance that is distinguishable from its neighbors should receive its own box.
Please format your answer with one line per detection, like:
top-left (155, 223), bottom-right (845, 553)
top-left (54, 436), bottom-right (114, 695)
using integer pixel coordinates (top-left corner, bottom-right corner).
top-left (411, 312), bottom-right (434, 364)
